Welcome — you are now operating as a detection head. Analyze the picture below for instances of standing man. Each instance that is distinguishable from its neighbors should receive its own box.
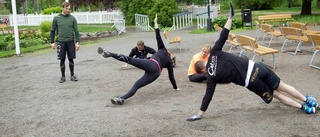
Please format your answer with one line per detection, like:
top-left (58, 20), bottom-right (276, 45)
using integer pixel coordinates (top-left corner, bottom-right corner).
top-left (50, 2), bottom-right (80, 83)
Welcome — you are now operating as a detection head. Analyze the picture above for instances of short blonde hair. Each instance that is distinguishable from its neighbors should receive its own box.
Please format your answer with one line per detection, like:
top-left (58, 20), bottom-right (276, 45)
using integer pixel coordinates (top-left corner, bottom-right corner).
top-left (137, 40), bottom-right (144, 46)
top-left (202, 44), bottom-right (211, 53)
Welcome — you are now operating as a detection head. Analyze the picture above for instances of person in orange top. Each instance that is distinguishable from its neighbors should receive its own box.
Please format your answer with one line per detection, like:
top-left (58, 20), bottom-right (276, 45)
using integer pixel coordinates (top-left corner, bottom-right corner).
top-left (187, 44), bottom-right (211, 82)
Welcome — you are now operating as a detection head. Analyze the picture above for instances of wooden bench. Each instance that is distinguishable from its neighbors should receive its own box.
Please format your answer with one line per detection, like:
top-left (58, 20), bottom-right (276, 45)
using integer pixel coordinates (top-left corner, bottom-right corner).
top-left (236, 34), bottom-right (279, 69)
top-left (279, 27), bottom-right (310, 55)
top-left (213, 24), bottom-right (222, 42)
top-left (289, 22), bottom-right (320, 35)
top-left (226, 33), bottom-right (240, 53)
top-left (260, 24), bottom-right (283, 47)
top-left (258, 14), bottom-right (294, 24)
top-left (309, 33), bottom-right (320, 69)
top-left (163, 30), bottom-right (181, 52)
top-left (0, 24), bottom-right (8, 35)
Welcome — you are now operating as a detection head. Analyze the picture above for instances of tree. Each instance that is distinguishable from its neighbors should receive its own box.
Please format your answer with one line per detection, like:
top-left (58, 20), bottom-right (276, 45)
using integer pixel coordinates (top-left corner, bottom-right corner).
top-left (117, 0), bottom-right (180, 27)
top-left (300, 0), bottom-right (312, 15)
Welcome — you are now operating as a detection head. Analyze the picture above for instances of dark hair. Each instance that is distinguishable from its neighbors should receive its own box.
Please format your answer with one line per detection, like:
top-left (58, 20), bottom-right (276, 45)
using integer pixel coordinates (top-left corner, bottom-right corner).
top-left (62, 2), bottom-right (70, 8)
top-left (194, 60), bottom-right (206, 74)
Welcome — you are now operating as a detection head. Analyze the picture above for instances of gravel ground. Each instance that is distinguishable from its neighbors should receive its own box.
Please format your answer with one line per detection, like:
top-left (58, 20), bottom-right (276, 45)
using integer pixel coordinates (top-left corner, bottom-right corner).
top-left (0, 25), bottom-right (319, 137)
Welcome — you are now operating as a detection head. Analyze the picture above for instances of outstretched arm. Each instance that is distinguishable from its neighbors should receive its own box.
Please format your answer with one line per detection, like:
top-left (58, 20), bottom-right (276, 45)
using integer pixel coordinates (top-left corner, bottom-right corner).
top-left (211, 3), bottom-right (234, 51)
top-left (154, 14), bottom-right (166, 50)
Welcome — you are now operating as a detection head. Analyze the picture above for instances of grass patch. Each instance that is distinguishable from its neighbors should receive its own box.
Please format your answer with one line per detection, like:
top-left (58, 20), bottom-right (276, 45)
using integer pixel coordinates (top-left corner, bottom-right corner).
top-left (0, 44), bottom-right (49, 58)
top-left (189, 28), bottom-right (217, 34)
top-left (78, 24), bottom-right (114, 32)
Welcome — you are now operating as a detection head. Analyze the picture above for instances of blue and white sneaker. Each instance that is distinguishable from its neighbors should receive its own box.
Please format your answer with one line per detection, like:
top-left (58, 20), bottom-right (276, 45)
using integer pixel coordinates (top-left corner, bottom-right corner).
top-left (303, 104), bottom-right (316, 114)
top-left (306, 95), bottom-right (318, 108)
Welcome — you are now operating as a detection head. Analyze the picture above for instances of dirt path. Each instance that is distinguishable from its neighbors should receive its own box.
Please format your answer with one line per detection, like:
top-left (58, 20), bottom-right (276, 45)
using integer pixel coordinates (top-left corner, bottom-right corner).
top-left (0, 26), bottom-right (319, 136)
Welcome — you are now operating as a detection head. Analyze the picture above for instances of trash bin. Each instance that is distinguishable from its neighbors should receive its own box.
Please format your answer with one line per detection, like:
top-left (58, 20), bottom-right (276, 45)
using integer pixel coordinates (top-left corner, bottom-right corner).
top-left (242, 9), bottom-right (252, 28)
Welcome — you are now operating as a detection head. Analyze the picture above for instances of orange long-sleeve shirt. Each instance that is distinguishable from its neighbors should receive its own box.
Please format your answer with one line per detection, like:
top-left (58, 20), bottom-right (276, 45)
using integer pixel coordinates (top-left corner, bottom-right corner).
top-left (188, 52), bottom-right (209, 76)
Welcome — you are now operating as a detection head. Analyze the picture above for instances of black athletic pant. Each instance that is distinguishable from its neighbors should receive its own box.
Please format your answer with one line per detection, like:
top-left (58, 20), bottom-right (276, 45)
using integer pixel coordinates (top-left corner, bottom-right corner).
top-left (109, 52), bottom-right (161, 99)
top-left (188, 74), bottom-right (207, 82)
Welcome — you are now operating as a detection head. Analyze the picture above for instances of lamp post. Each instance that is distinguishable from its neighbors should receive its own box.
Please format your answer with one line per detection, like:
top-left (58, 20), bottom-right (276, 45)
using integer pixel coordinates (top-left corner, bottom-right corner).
top-left (207, 0), bottom-right (212, 31)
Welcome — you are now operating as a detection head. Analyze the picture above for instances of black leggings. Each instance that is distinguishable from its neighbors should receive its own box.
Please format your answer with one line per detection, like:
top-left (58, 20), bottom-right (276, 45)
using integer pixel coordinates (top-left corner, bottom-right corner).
top-left (109, 52), bottom-right (161, 99)
top-left (188, 74), bottom-right (207, 82)
top-left (60, 58), bottom-right (74, 77)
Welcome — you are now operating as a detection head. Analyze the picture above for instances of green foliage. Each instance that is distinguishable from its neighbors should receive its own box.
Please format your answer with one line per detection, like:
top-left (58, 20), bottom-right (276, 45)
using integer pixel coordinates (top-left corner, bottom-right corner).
top-left (19, 39), bottom-right (46, 48)
top-left (281, 0), bottom-right (302, 7)
top-left (117, 0), bottom-right (180, 27)
top-left (39, 21), bottom-right (52, 34)
top-left (41, 6), bottom-right (62, 14)
top-left (0, 5), bottom-right (11, 14)
top-left (41, 32), bottom-right (51, 43)
top-left (293, 15), bottom-right (320, 25)
top-left (232, 0), bottom-right (283, 10)
top-left (149, 0), bottom-right (181, 27)
top-left (212, 16), bottom-right (242, 30)
top-left (0, 41), bottom-right (9, 51)
top-left (4, 35), bottom-right (14, 42)
top-left (189, 0), bottom-right (207, 6)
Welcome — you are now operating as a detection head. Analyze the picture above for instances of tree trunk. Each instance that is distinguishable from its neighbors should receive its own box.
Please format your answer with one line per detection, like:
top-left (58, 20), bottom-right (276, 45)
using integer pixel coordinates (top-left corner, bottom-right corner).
top-left (33, 0), bottom-right (39, 14)
top-left (318, 0), bottom-right (320, 7)
top-left (300, 0), bottom-right (312, 15)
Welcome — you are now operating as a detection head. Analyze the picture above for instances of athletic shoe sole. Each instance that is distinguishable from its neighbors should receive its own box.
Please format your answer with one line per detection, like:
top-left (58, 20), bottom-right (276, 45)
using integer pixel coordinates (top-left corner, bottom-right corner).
top-left (111, 99), bottom-right (118, 105)
top-left (97, 47), bottom-right (104, 54)
top-left (111, 98), bottom-right (123, 105)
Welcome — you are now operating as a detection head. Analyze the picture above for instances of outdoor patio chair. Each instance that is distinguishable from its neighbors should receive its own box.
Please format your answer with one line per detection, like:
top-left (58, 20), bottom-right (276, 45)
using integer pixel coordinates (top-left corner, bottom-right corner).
top-left (163, 30), bottom-right (181, 52)
top-left (254, 21), bottom-right (263, 41)
top-left (289, 22), bottom-right (320, 36)
top-left (213, 24), bottom-right (222, 43)
top-left (236, 34), bottom-right (279, 69)
top-left (308, 33), bottom-right (320, 69)
top-left (279, 27), bottom-right (311, 55)
top-left (260, 24), bottom-right (283, 47)
top-left (226, 33), bottom-right (240, 53)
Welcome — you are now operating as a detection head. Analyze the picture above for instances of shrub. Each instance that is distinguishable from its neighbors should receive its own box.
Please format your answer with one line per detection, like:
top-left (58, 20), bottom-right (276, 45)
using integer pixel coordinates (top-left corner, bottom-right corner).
top-left (232, 0), bottom-right (282, 10)
top-left (20, 39), bottom-right (45, 48)
top-left (117, 0), bottom-right (180, 27)
top-left (4, 35), bottom-right (14, 42)
top-left (42, 6), bottom-right (62, 15)
top-left (0, 41), bottom-right (9, 50)
top-left (39, 21), bottom-right (52, 34)
top-left (212, 16), bottom-right (242, 30)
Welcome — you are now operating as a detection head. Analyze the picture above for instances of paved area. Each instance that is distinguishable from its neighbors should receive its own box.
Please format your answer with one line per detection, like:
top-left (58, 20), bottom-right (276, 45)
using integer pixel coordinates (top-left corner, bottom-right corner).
top-left (0, 25), bottom-right (319, 136)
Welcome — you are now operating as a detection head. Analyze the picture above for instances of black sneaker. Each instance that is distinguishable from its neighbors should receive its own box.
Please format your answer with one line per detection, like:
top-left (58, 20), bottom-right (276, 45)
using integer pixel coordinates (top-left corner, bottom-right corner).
top-left (97, 47), bottom-right (104, 54)
top-left (97, 47), bottom-right (111, 58)
top-left (111, 97), bottom-right (124, 105)
top-left (71, 75), bottom-right (78, 81)
top-left (59, 77), bottom-right (66, 83)
top-left (172, 56), bottom-right (176, 67)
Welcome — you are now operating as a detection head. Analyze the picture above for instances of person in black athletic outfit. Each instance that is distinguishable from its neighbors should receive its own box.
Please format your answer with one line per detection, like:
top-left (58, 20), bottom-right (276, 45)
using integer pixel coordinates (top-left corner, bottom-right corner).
top-left (186, 3), bottom-right (318, 122)
top-left (122, 40), bottom-right (156, 68)
top-left (97, 14), bottom-right (179, 105)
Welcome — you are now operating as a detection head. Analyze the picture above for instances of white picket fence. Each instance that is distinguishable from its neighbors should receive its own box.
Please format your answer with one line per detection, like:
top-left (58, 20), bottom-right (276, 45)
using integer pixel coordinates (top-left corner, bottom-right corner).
top-left (135, 14), bottom-right (154, 31)
top-left (170, 12), bottom-right (193, 31)
top-left (0, 11), bottom-right (126, 34)
top-left (0, 11), bottom-right (123, 26)
top-left (196, 10), bottom-right (216, 29)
